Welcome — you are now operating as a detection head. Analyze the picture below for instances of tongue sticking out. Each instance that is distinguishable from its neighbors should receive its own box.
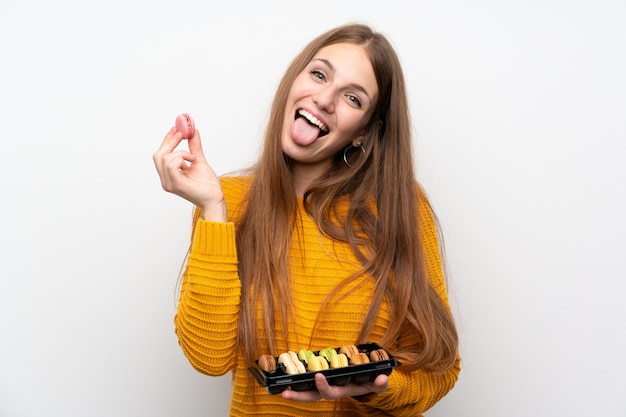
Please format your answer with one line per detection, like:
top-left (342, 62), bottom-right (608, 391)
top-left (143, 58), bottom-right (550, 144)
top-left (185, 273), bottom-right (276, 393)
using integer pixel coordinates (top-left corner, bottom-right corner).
top-left (291, 117), bottom-right (321, 146)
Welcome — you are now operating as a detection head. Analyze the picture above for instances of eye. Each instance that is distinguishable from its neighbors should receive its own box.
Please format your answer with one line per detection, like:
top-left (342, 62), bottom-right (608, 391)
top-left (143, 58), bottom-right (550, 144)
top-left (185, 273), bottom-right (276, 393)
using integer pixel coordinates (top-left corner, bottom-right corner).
top-left (310, 69), bottom-right (326, 81)
top-left (347, 94), bottom-right (362, 108)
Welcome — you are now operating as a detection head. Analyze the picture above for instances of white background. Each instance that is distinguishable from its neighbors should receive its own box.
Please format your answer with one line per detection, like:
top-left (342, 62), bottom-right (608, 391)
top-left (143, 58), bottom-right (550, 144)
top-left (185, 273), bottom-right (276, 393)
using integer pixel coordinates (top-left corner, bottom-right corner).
top-left (1, 0), bottom-right (625, 416)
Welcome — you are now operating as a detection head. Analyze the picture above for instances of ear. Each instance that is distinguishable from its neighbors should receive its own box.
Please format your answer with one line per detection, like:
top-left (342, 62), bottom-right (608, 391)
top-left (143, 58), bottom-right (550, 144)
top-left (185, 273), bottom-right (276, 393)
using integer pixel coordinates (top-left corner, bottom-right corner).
top-left (352, 136), bottom-right (365, 147)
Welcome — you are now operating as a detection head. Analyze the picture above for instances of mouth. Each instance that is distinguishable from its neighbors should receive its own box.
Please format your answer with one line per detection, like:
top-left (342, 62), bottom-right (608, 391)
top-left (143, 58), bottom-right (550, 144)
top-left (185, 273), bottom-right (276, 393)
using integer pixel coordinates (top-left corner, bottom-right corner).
top-left (296, 109), bottom-right (329, 138)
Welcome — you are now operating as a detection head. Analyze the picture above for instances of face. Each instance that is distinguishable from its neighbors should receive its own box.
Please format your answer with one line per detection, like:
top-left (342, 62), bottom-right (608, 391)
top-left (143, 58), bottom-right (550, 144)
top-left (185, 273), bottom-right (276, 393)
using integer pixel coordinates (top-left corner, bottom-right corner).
top-left (281, 42), bottom-right (379, 174)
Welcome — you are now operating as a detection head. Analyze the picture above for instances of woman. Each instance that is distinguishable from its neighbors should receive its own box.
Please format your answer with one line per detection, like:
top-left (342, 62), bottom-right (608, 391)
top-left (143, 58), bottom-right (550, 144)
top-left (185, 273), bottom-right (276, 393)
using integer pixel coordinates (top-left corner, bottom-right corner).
top-left (153, 23), bottom-right (460, 416)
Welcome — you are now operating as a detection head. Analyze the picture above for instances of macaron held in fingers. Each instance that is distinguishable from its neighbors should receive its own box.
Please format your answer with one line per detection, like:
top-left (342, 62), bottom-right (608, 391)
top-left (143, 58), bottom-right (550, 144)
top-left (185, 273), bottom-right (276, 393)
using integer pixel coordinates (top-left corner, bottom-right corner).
top-left (175, 113), bottom-right (196, 139)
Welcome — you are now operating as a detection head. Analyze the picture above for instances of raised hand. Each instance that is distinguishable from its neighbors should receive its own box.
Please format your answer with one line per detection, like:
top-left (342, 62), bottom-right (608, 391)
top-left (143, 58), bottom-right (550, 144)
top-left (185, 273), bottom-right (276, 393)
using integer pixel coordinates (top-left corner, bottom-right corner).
top-left (153, 126), bottom-right (227, 222)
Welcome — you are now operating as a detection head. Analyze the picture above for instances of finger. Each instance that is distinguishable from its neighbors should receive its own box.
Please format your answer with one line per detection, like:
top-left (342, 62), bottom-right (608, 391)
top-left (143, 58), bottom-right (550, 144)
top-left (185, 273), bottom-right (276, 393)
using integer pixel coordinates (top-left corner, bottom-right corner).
top-left (314, 372), bottom-right (331, 391)
top-left (157, 150), bottom-right (196, 188)
top-left (280, 388), bottom-right (322, 402)
top-left (313, 373), bottom-right (346, 400)
top-left (156, 127), bottom-right (185, 155)
top-left (163, 150), bottom-right (197, 173)
top-left (314, 373), bottom-right (389, 400)
top-left (186, 128), bottom-right (209, 164)
top-left (153, 128), bottom-right (185, 175)
top-left (372, 374), bottom-right (389, 392)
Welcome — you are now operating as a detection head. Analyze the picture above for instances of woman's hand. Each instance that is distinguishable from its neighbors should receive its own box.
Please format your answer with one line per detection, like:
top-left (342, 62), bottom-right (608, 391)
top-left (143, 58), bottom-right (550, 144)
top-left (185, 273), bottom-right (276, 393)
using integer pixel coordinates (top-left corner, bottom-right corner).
top-left (153, 127), bottom-right (226, 222)
top-left (281, 373), bottom-right (388, 402)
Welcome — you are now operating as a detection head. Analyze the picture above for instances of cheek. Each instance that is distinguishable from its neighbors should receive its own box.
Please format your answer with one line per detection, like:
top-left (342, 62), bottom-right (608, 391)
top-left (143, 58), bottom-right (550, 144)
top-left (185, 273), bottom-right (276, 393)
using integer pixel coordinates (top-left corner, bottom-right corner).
top-left (288, 73), bottom-right (310, 97)
top-left (339, 112), bottom-right (369, 136)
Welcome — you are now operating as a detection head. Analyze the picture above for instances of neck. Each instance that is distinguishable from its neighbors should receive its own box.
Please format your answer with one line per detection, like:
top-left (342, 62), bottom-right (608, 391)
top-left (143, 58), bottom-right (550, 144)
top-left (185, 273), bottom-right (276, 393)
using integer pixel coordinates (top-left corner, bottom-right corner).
top-left (291, 161), bottom-right (331, 197)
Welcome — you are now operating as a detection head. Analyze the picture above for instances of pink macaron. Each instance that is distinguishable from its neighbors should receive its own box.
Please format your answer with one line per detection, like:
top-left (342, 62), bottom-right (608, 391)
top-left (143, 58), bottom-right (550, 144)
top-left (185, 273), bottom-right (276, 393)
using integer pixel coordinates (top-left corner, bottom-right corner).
top-left (175, 113), bottom-right (195, 139)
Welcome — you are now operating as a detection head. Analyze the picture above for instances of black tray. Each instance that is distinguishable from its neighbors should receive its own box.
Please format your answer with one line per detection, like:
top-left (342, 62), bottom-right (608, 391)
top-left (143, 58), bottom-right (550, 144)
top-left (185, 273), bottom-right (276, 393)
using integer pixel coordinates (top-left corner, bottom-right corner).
top-left (248, 342), bottom-right (400, 394)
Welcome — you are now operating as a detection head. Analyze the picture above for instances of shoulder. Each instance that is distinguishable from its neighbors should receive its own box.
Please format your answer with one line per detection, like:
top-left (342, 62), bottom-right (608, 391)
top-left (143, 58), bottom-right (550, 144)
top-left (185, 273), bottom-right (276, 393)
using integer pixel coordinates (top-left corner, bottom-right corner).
top-left (414, 183), bottom-right (450, 298)
top-left (415, 182), bottom-right (439, 240)
top-left (416, 182), bottom-right (435, 221)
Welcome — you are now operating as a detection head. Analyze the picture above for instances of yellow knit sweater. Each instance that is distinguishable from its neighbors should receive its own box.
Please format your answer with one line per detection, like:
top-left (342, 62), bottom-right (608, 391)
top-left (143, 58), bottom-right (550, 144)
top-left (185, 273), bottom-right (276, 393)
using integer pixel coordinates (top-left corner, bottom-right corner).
top-left (174, 177), bottom-right (460, 416)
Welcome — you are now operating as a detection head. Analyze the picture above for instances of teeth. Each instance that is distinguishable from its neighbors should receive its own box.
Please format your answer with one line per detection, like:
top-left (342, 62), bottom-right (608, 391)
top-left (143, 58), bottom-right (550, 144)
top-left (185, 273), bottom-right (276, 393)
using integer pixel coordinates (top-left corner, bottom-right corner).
top-left (298, 109), bottom-right (328, 132)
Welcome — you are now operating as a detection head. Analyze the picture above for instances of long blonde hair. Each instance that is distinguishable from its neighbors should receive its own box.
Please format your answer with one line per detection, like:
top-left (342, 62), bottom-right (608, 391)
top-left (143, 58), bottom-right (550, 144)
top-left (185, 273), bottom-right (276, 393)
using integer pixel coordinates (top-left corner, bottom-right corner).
top-left (236, 23), bottom-right (458, 373)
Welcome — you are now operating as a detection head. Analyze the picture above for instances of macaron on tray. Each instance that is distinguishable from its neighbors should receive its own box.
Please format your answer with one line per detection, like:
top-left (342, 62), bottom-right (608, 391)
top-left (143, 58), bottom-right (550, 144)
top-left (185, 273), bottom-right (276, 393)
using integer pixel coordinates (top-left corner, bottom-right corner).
top-left (248, 342), bottom-right (400, 394)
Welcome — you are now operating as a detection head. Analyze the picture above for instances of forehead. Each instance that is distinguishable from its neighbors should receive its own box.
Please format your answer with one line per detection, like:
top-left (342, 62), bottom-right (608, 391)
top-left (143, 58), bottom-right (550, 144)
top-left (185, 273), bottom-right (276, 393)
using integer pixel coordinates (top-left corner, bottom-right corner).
top-left (311, 43), bottom-right (379, 100)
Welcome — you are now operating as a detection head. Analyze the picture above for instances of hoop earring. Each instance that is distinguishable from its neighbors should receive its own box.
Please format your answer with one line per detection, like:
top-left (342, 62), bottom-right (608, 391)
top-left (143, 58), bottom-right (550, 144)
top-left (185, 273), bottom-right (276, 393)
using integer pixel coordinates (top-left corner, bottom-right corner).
top-left (343, 143), bottom-right (366, 167)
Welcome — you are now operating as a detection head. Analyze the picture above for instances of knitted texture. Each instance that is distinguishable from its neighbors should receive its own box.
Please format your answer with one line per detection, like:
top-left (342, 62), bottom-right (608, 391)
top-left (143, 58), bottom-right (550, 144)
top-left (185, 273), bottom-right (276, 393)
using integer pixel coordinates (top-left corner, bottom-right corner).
top-left (174, 177), bottom-right (460, 416)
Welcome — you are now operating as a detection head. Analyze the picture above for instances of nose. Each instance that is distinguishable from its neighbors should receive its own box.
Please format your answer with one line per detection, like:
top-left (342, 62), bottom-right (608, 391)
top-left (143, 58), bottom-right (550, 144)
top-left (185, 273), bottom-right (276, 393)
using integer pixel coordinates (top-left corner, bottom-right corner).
top-left (313, 85), bottom-right (336, 113)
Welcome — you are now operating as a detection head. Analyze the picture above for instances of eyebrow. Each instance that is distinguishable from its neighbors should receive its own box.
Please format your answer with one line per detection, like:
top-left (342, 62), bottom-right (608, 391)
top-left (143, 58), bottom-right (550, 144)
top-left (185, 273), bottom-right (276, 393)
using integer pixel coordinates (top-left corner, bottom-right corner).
top-left (311, 58), bottom-right (373, 101)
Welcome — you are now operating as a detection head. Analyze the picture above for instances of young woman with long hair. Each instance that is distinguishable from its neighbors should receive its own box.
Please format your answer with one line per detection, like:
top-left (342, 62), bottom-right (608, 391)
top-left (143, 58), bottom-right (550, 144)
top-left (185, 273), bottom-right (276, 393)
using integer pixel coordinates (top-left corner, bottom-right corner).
top-left (153, 23), bottom-right (460, 417)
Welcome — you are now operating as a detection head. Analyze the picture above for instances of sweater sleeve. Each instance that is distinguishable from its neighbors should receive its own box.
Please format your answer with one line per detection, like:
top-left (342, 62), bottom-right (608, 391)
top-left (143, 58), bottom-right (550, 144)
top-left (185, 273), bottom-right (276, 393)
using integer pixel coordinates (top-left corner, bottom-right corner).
top-left (352, 358), bottom-right (461, 415)
top-left (351, 190), bottom-right (461, 415)
top-left (173, 211), bottom-right (241, 376)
